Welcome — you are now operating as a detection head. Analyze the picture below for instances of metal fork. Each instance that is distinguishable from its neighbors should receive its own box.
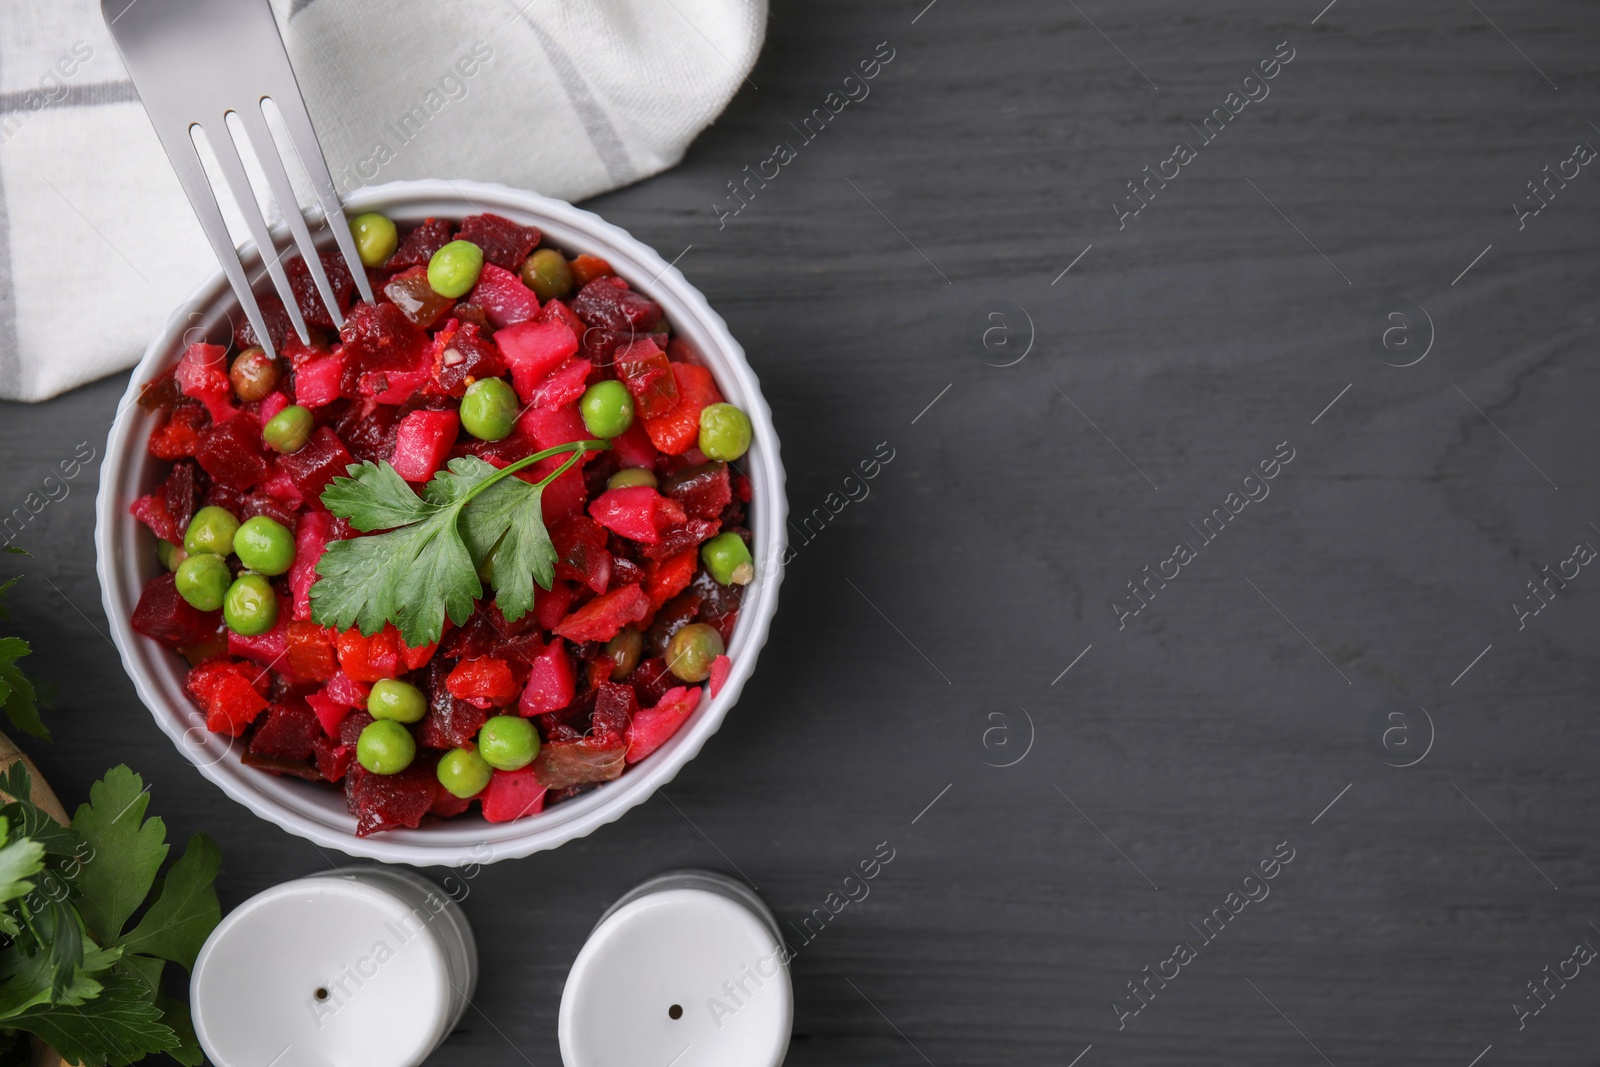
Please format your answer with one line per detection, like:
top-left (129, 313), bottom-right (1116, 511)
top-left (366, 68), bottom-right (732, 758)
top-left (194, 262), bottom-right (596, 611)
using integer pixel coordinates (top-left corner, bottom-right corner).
top-left (101, 0), bottom-right (374, 359)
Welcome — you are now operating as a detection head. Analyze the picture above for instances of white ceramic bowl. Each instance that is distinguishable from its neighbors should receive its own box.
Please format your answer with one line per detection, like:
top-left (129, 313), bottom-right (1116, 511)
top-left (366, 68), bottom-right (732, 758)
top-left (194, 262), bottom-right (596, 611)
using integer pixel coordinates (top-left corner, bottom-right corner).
top-left (96, 180), bottom-right (786, 866)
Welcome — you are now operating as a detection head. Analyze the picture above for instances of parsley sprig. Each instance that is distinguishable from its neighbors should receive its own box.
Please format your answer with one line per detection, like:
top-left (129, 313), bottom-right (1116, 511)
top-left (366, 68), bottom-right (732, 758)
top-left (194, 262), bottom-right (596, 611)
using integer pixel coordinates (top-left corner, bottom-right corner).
top-left (310, 438), bottom-right (610, 647)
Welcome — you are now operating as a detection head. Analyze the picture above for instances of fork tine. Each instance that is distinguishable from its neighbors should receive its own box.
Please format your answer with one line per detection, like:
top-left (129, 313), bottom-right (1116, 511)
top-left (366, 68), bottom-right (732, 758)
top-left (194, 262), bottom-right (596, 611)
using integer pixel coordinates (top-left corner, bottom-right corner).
top-left (162, 127), bottom-right (279, 361)
top-left (206, 115), bottom-right (311, 346)
top-left (268, 93), bottom-right (375, 304)
top-left (236, 103), bottom-right (347, 328)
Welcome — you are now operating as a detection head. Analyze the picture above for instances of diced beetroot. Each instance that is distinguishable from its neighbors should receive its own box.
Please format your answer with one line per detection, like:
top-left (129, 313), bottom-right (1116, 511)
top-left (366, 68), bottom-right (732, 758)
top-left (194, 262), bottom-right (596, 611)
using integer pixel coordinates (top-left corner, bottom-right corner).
top-left (519, 639), bottom-right (574, 715)
top-left (387, 217), bottom-right (453, 270)
top-left (417, 688), bottom-right (487, 750)
top-left (628, 657), bottom-right (676, 707)
top-left (131, 573), bottom-right (220, 647)
top-left (292, 355), bottom-right (343, 408)
top-left (324, 672), bottom-right (371, 709)
top-left (174, 343), bottom-right (236, 424)
top-left (196, 414), bottom-right (270, 490)
top-left (551, 515), bottom-right (612, 594)
top-left (284, 620), bottom-right (337, 682)
top-left (432, 321), bottom-right (506, 397)
top-left (709, 655), bottom-right (731, 697)
top-left (391, 409), bottom-right (459, 482)
top-left (589, 487), bottom-right (686, 544)
top-left (534, 581), bottom-right (576, 631)
top-left (187, 659), bottom-right (269, 736)
top-left (287, 252), bottom-right (355, 329)
top-left (457, 213), bottom-right (541, 270)
top-left (528, 453), bottom-right (589, 524)
top-left (530, 358), bottom-right (591, 409)
top-left (572, 275), bottom-right (663, 333)
top-left (312, 732), bottom-right (353, 781)
top-left (290, 509), bottom-right (332, 621)
top-left (610, 557), bottom-right (646, 591)
top-left (277, 427), bottom-right (354, 501)
top-left (535, 298), bottom-right (586, 338)
top-left (554, 585), bottom-right (650, 643)
top-left (591, 680), bottom-right (639, 739)
top-left (609, 420), bottom-right (658, 469)
top-left (339, 710), bottom-right (375, 746)
top-left (347, 761), bottom-right (438, 836)
top-left (445, 657), bottom-right (518, 709)
top-left (259, 470), bottom-right (305, 508)
top-left (307, 689), bottom-right (348, 738)
top-left (517, 405), bottom-right (589, 454)
top-left (481, 766), bottom-right (547, 822)
top-left (643, 548), bottom-right (698, 613)
top-left (336, 626), bottom-right (403, 681)
top-left (339, 303), bottom-right (431, 394)
top-left (614, 339), bottom-right (678, 419)
top-left (234, 294), bottom-right (296, 354)
top-left (383, 265), bottom-right (456, 329)
top-left (467, 263), bottom-right (540, 328)
top-left (236, 491), bottom-right (300, 531)
top-left (532, 733), bottom-right (627, 790)
top-left (639, 518), bottom-right (721, 561)
top-left (228, 617), bottom-right (286, 667)
top-left (431, 790), bottom-right (473, 817)
top-left (332, 400), bottom-right (405, 464)
top-left (625, 685), bottom-right (702, 763)
top-left (130, 492), bottom-right (180, 543)
top-left (249, 700), bottom-right (321, 761)
top-left (497, 320), bottom-right (579, 402)
top-left (569, 254), bottom-right (614, 286)
top-left (160, 460), bottom-right (200, 536)
top-left (283, 330), bottom-right (333, 370)
top-left (257, 392), bottom-right (290, 426)
top-left (148, 404), bottom-right (210, 460)
top-left (661, 462), bottom-right (731, 521)
top-left (642, 362), bottom-right (722, 455)
top-left (368, 367), bottom-right (433, 405)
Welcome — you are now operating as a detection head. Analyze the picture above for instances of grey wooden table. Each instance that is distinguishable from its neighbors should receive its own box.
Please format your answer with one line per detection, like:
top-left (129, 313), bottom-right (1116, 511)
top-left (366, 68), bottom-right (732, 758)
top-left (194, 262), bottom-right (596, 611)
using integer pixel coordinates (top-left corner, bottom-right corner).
top-left (3, 0), bottom-right (1598, 1063)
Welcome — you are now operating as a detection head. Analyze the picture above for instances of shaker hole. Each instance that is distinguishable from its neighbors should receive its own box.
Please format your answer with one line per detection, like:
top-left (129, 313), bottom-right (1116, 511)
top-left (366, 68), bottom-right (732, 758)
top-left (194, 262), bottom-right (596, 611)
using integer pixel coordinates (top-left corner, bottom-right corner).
top-left (668, 1004), bottom-right (683, 1020)
top-left (315, 987), bottom-right (329, 1001)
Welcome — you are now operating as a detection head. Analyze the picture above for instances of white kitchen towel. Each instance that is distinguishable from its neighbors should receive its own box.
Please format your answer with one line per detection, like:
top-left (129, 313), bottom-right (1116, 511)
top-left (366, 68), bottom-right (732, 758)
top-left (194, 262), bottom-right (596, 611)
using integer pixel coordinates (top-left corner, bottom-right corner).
top-left (0, 0), bottom-right (765, 402)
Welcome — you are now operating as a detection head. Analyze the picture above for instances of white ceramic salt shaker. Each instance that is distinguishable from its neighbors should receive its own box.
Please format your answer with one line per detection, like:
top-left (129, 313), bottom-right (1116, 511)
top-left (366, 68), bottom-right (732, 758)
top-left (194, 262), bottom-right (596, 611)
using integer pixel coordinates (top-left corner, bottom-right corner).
top-left (559, 870), bottom-right (792, 1067)
top-left (190, 866), bottom-right (476, 1067)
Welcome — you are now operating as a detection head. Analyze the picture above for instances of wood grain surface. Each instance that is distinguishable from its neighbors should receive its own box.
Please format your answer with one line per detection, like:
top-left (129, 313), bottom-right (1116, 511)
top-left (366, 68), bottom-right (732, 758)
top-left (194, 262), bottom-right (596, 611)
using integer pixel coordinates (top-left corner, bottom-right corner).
top-left (1, 0), bottom-right (1597, 1063)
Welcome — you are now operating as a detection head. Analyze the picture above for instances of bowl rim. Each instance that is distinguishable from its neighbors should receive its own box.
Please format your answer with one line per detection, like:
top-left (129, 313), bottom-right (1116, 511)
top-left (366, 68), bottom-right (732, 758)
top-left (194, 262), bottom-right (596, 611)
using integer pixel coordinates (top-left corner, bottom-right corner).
top-left (95, 179), bottom-right (786, 866)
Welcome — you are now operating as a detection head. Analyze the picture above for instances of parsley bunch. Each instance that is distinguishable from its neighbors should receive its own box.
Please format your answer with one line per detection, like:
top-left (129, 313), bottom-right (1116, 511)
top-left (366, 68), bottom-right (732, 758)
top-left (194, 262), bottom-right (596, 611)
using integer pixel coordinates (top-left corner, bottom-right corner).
top-left (0, 764), bottom-right (220, 1067)
top-left (311, 438), bottom-right (609, 647)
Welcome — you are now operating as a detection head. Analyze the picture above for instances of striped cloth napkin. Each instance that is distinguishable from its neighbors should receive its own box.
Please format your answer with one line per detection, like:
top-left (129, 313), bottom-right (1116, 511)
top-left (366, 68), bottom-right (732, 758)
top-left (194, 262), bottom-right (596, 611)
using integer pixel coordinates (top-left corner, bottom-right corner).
top-left (0, 0), bottom-right (765, 401)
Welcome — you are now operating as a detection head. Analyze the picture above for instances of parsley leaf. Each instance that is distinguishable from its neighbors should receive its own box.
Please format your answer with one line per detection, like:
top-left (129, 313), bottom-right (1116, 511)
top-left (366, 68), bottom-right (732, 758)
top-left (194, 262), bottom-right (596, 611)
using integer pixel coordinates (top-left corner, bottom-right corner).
top-left (70, 767), bottom-right (167, 942)
top-left (312, 440), bottom-right (607, 646)
top-left (8, 970), bottom-right (175, 1067)
top-left (115, 834), bottom-right (221, 972)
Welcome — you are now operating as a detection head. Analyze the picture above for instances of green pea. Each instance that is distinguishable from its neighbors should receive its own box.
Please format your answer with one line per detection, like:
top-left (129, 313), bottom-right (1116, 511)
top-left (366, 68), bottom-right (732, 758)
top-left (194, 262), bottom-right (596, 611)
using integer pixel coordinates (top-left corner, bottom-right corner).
top-left (222, 573), bottom-right (278, 636)
top-left (349, 212), bottom-right (398, 268)
top-left (579, 380), bottom-right (635, 440)
top-left (233, 516), bottom-right (295, 576)
top-left (701, 532), bottom-right (754, 586)
top-left (368, 679), bottom-right (427, 724)
top-left (697, 403), bottom-right (752, 462)
top-left (666, 622), bottom-right (724, 683)
top-left (263, 405), bottom-right (314, 454)
top-left (357, 720), bottom-right (416, 775)
top-left (477, 715), bottom-right (539, 771)
top-left (174, 553), bottom-right (231, 612)
top-left (520, 248), bottom-right (573, 302)
top-left (606, 467), bottom-right (658, 490)
top-left (605, 628), bottom-right (644, 680)
top-left (183, 505), bottom-right (239, 557)
top-left (437, 746), bottom-right (493, 798)
top-left (428, 239), bottom-right (484, 298)
top-left (460, 377), bottom-right (519, 441)
top-left (157, 540), bottom-right (187, 572)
